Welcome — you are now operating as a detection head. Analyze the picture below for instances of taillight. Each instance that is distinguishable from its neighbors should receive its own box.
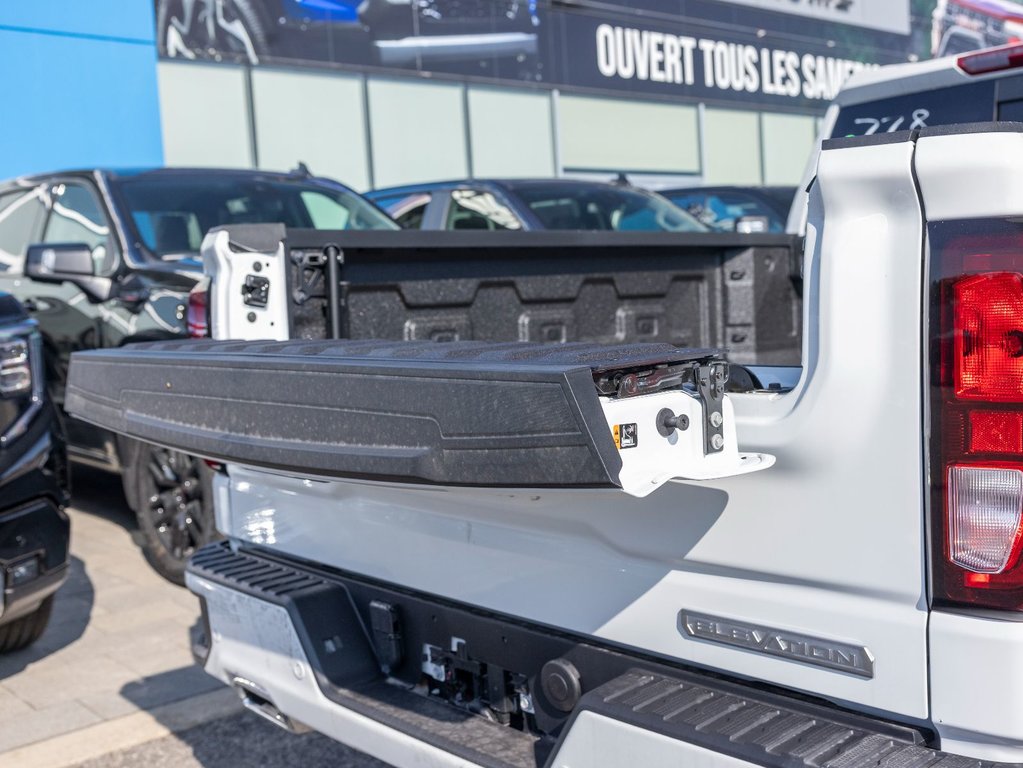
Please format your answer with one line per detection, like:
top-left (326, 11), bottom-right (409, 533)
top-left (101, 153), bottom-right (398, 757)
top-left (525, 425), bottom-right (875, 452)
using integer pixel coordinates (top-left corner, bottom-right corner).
top-left (931, 222), bottom-right (1023, 610)
top-left (953, 272), bottom-right (1023, 401)
top-left (957, 43), bottom-right (1023, 75)
top-left (947, 464), bottom-right (1023, 573)
top-left (187, 283), bottom-right (210, 338)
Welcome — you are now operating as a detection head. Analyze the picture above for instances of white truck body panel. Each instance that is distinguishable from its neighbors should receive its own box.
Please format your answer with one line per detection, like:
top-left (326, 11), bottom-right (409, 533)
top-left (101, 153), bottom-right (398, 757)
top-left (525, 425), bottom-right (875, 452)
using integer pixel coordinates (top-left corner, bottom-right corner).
top-left (176, 122), bottom-right (1023, 763)
top-left (929, 609), bottom-right (1023, 762)
top-left (211, 137), bottom-right (932, 722)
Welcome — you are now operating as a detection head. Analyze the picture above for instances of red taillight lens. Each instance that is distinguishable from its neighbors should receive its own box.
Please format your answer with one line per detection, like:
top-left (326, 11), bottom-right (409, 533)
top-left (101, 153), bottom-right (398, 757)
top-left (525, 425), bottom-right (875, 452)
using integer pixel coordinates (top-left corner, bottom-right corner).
top-left (954, 272), bottom-right (1023, 401)
top-left (969, 411), bottom-right (1023, 454)
top-left (931, 223), bottom-right (1023, 610)
top-left (957, 43), bottom-right (1023, 75)
top-left (187, 285), bottom-right (209, 338)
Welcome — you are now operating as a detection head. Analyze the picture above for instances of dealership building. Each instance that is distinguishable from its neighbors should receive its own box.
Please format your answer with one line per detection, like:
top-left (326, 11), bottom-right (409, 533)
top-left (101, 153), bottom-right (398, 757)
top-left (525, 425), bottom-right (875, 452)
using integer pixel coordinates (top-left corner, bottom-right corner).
top-left (1, 1), bottom-right (938, 191)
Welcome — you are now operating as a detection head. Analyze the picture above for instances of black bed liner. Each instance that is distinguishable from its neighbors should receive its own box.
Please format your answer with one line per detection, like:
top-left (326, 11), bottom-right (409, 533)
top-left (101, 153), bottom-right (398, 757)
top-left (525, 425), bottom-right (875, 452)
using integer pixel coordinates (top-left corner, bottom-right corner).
top-left (65, 339), bottom-right (721, 489)
top-left (276, 227), bottom-right (802, 366)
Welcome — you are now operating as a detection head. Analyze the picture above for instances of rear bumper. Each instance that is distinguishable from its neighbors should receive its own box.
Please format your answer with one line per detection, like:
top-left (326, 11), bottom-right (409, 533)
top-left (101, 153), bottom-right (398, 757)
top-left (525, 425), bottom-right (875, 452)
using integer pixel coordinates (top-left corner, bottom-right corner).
top-left (186, 541), bottom-right (975, 768)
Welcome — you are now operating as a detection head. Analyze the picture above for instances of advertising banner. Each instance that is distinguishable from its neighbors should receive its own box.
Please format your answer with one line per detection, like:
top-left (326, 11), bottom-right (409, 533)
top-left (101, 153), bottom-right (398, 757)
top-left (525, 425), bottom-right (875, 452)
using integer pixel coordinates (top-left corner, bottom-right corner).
top-left (717, 0), bottom-right (910, 35)
top-left (153, 0), bottom-right (955, 111)
top-left (556, 10), bottom-right (877, 109)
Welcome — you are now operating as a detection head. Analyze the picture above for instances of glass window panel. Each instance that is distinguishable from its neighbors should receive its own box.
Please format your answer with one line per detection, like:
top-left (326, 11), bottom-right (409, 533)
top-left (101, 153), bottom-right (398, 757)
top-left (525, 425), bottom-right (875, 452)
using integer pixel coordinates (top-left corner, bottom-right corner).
top-left (396, 204), bottom-right (427, 229)
top-left (761, 113), bottom-right (817, 186)
top-left (368, 79), bottom-right (467, 187)
top-left (510, 182), bottom-right (705, 232)
top-left (252, 69), bottom-right (370, 191)
top-left (446, 190), bottom-right (521, 230)
top-left (702, 108), bottom-right (762, 186)
top-left (559, 96), bottom-right (699, 174)
top-left (116, 175), bottom-right (396, 259)
top-left (376, 193), bottom-right (432, 229)
top-left (43, 182), bottom-right (115, 275)
top-left (158, 62), bottom-right (252, 168)
top-left (468, 87), bottom-right (553, 178)
top-left (301, 190), bottom-right (351, 229)
top-left (0, 189), bottom-right (45, 273)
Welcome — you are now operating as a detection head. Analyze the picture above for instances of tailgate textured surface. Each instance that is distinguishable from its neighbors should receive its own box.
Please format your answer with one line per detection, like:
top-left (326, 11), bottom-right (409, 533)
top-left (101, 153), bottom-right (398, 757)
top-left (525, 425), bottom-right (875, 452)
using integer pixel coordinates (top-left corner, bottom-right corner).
top-left (66, 339), bottom-right (717, 488)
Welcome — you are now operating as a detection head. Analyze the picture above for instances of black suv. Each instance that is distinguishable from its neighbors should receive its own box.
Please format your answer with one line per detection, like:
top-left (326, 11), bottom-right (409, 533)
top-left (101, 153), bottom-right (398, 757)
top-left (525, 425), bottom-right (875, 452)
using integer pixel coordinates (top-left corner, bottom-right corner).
top-left (0, 168), bottom-right (396, 583)
top-left (0, 292), bottom-right (69, 652)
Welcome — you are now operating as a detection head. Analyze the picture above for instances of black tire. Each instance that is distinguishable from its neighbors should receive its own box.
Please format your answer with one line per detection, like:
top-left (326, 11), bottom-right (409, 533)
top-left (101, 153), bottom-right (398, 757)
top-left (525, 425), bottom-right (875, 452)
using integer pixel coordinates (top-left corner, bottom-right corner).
top-left (132, 444), bottom-right (218, 586)
top-left (0, 596), bottom-right (54, 653)
top-left (156, 0), bottom-right (269, 65)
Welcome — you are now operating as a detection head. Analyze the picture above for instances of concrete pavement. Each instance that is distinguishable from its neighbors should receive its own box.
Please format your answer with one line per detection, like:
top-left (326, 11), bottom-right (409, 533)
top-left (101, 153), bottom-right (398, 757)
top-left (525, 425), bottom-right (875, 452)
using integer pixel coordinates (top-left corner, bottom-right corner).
top-left (67, 708), bottom-right (389, 768)
top-left (0, 467), bottom-right (227, 756)
top-left (0, 467), bottom-right (380, 767)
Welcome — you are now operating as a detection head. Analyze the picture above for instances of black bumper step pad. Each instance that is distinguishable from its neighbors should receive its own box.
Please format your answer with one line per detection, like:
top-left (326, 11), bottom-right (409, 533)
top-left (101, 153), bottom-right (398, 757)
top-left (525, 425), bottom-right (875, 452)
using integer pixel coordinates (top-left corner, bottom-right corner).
top-left (572, 670), bottom-right (1018, 768)
top-left (189, 542), bottom-right (1019, 768)
top-left (189, 542), bottom-right (544, 768)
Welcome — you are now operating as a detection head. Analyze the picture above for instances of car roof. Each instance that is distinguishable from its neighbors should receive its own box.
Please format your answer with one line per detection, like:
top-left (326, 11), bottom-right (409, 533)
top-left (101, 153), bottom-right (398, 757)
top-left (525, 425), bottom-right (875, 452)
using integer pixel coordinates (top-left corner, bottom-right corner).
top-left (659, 185), bottom-right (796, 195)
top-left (499, 178), bottom-right (649, 192)
top-left (6, 167), bottom-right (355, 188)
top-left (368, 178), bottom-right (656, 197)
top-left (365, 180), bottom-right (495, 197)
top-left (835, 48), bottom-right (1023, 107)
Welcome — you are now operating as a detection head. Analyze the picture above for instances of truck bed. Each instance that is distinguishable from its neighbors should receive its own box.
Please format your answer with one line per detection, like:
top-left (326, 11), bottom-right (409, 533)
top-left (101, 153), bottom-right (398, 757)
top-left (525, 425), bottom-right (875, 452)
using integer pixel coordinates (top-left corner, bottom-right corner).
top-left (222, 228), bottom-right (801, 366)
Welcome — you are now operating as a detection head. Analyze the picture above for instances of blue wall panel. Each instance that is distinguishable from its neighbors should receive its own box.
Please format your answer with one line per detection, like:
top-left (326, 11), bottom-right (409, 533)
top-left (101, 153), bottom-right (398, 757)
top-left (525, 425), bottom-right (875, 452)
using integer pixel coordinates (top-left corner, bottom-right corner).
top-left (0, 3), bottom-right (163, 179)
top-left (0, 1), bottom-right (155, 42)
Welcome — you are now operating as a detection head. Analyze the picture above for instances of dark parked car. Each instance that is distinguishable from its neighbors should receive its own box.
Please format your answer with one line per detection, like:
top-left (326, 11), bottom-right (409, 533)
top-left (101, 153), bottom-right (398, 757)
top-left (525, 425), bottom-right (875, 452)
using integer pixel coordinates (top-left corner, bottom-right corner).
top-left (366, 179), bottom-right (709, 232)
top-left (658, 186), bottom-right (797, 234)
top-left (0, 292), bottom-right (69, 652)
top-left (0, 168), bottom-right (397, 583)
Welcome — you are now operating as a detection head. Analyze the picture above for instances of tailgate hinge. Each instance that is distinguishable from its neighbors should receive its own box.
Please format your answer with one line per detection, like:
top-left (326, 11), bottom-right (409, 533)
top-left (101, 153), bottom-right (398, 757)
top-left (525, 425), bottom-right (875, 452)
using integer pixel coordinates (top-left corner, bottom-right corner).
top-left (696, 362), bottom-right (727, 454)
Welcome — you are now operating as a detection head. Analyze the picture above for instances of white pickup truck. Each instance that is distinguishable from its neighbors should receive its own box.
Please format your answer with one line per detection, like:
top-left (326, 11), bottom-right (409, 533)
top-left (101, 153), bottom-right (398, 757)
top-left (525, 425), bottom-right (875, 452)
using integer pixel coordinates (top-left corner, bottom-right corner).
top-left (65, 122), bottom-right (1023, 767)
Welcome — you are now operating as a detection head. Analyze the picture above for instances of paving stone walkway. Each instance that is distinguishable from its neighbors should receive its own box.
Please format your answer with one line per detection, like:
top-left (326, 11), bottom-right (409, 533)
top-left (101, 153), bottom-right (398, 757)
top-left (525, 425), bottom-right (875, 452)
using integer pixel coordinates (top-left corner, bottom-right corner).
top-left (0, 467), bottom-right (230, 756)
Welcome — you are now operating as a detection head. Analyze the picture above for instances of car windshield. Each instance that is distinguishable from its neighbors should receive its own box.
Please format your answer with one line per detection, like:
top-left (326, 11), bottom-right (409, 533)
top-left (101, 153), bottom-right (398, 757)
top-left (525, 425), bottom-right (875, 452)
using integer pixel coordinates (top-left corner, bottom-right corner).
top-left (508, 183), bottom-right (708, 232)
top-left (114, 175), bottom-right (397, 258)
top-left (664, 189), bottom-right (793, 233)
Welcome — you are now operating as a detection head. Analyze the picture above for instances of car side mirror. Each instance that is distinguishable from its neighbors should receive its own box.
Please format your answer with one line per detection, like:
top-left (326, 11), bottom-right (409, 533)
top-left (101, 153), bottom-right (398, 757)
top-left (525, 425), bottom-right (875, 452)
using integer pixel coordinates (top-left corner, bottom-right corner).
top-left (25, 243), bottom-right (114, 302)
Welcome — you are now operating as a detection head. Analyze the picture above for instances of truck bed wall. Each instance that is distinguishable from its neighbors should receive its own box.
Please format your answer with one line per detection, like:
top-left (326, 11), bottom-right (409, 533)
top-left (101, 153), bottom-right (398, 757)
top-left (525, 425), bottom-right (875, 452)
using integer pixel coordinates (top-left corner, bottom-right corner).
top-left (283, 231), bottom-right (802, 367)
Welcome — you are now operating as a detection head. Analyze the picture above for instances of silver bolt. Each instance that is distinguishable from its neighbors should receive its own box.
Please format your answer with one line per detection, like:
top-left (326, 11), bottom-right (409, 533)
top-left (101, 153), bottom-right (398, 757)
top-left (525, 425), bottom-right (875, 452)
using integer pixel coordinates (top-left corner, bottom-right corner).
top-left (710, 412), bottom-right (723, 428)
top-left (711, 434), bottom-right (724, 450)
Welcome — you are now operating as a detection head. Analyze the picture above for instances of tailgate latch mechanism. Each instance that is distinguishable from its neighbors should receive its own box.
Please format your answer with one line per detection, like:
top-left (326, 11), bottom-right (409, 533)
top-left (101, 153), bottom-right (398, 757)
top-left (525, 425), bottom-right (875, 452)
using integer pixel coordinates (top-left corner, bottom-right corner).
top-left (605, 360), bottom-right (729, 455)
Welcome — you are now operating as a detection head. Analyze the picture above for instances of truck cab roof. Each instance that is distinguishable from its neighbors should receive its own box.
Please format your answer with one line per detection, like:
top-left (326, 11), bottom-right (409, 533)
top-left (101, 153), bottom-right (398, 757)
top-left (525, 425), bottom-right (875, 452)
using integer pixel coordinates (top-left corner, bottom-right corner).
top-left (788, 43), bottom-right (1023, 232)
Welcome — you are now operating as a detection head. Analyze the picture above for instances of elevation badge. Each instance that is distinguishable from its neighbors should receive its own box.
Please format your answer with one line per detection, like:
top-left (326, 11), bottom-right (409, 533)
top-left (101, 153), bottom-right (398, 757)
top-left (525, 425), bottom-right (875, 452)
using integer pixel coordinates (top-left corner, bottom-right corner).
top-left (680, 610), bottom-right (874, 679)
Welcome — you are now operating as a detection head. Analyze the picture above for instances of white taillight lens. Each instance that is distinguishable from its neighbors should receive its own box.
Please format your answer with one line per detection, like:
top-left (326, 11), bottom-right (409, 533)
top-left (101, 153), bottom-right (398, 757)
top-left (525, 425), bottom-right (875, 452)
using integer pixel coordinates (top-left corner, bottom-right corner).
top-left (0, 340), bottom-right (31, 396)
top-left (948, 465), bottom-right (1023, 573)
